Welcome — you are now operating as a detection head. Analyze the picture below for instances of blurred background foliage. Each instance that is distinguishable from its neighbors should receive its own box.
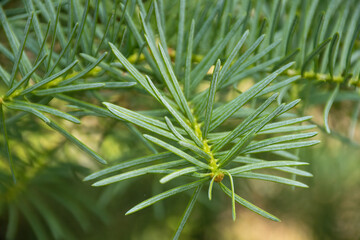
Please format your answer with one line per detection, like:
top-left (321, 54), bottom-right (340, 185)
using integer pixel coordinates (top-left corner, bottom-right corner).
top-left (0, 0), bottom-right (360, 239)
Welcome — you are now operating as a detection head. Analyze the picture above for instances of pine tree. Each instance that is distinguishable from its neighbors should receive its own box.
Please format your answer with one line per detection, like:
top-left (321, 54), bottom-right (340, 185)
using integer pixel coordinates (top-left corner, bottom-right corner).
top-left (0, 0), bottom-right (359, 239)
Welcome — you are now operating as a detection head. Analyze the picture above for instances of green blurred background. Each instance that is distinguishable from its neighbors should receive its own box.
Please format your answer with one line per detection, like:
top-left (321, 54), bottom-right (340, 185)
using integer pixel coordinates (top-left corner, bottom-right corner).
top-left (1, 0), bottom-right (360, 239)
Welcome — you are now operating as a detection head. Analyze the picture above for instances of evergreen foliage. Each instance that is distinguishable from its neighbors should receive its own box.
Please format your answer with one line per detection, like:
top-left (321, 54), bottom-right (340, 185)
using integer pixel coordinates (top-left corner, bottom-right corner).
top-left (0, 0), bottom-right (359, 239)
